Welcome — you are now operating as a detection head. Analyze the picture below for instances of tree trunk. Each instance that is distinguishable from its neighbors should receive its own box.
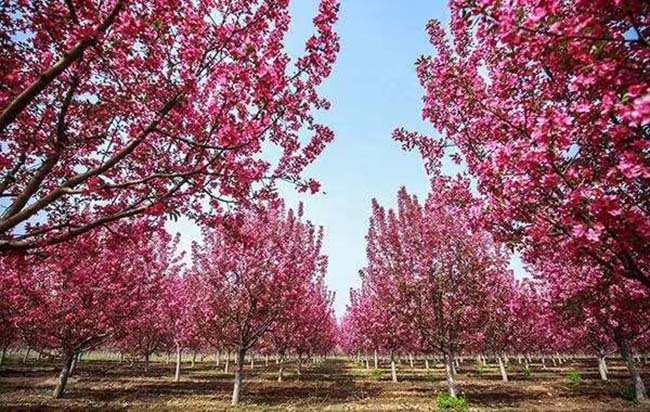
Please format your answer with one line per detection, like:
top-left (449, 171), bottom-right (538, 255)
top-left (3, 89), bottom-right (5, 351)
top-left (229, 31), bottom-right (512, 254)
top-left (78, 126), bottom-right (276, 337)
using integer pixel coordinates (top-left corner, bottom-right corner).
top-left (616, 334), bottom-right (648, 403)
top-left (216, 351), bottom-right (220, 368)
top-left (144, 353), bottom-right (150, 373)
top-left (174, 345), bottom-right (182, 382)
top-left (541, 355), bottom-right (546, 369)
top-left (497, 353), bottom-right (508, 382)
top-left (278, 357), bottom-right (284, 382)
top-left (390, 352), bottom-right (398, 383)
top-left (52, 352), bottom-right (75, 398)
top-left (23, 348), bottom-right (30, 363)
top-left (0, 346), bottom-right (6, 366)
top-left (231, 348), bottom-right (246, 406)
top-left (598, 355), bottom-right (608, 381)
top-left (409, 354), bottom-right (414, 368)
top-left (69, 351), bottom-right (79, 376)
top-left (444, 351), bottom-right (458, 398)
top-left (265, 354), bottom-right (269, 366)
top-left (191, 351), bottom-right (196, 368)
top-left (297, 353), bottom-right (303, 375)
top-left (374, 350), bottom-right (378, 369)
top-left (224, 353), bottom-right (230, 373)
top-left (425, 358), bottom-right (430, 370)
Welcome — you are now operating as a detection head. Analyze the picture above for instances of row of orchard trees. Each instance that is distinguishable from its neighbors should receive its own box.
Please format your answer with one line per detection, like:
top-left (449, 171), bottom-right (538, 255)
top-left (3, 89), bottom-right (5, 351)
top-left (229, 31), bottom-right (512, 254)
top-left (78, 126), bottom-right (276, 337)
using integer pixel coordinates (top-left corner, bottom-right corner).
top-left (384, 0), bottom-right (650, 404)
top-left (0, 202), bottom-right (338, 405)
top-left (1, 0), bottom-right (340, 406)
top-left (341, 177), bottom-right (650, 401)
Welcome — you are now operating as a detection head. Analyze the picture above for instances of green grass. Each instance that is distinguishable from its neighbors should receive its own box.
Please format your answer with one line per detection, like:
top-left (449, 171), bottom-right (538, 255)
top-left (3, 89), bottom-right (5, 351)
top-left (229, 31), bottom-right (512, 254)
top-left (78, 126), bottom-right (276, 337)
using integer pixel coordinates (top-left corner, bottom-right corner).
top-left (477, 364), bottom-right (493, 374)
top-left (370, 369), bottom-right (384, 380)
top-left (566, 371), bottom-right (583, 384)
top-left (437, 394), bottom-right (469, 412)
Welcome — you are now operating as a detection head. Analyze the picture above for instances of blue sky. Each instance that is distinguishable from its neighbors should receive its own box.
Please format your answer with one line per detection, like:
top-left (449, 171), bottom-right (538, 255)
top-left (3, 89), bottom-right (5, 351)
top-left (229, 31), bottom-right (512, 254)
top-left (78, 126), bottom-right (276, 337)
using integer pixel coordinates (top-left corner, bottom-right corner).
top-left (279, 0), bottom-right (452, 315)
top-left (172, 1), bottom-right (525, 316)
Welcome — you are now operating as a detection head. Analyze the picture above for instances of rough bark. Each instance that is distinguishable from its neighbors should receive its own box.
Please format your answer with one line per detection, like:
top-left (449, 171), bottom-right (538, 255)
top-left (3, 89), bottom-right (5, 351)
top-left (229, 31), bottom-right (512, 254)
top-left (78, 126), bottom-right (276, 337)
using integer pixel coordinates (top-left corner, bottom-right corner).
top-left (52, 352), bottom-right (75, 398)
top-left (616, 334), bottom-right (648, 403)
top-left (231, 349), bottom-right (246, 406)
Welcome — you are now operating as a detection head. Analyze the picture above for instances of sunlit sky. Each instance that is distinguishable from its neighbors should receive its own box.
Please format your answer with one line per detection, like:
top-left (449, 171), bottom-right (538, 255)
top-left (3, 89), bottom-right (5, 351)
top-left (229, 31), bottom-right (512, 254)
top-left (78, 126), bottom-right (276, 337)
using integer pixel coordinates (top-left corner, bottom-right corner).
top-left (171, 0), bottom-right (526, 316)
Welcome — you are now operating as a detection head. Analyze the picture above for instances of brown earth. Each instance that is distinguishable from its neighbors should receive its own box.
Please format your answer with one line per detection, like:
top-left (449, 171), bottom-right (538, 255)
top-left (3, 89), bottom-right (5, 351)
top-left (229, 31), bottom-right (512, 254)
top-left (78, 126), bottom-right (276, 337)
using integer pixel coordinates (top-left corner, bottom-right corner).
top-left (1, 354), bottom-right (649, 411)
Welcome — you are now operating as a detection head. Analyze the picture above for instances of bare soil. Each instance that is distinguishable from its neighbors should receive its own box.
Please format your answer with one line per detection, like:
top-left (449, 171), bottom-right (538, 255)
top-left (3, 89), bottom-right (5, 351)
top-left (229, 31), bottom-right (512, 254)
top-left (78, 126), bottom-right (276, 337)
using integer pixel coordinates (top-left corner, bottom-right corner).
top-left (1, 355), bottom-right (649, 411)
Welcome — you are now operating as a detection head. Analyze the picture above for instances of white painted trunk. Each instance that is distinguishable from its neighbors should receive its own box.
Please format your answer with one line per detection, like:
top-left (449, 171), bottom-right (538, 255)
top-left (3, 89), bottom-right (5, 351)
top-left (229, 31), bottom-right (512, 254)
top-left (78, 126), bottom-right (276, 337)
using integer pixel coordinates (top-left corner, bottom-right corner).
top-left (174, 346), bottom-right (182, 382)
top-left (231, 349), bottom-right (246, 406)
top-left (444, 351), bottom-right (457, 398)
top-left (497, 353), bottom-right (508, 382)
top-left (598, 356), bottom-right (608, 381)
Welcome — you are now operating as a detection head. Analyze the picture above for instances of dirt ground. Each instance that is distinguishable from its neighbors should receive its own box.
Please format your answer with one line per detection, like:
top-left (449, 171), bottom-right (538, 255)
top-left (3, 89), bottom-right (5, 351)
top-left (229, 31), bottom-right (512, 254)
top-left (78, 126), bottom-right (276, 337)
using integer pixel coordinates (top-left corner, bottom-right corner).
top-left (1, 354), bottom-right (649, 411)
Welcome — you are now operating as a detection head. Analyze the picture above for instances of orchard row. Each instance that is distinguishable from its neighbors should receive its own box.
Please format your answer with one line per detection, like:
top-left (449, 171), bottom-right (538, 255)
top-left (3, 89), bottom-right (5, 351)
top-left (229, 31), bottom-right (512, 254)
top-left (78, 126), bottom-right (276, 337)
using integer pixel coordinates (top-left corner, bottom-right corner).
top-left (0, 204), bottom-right (338, 405)
top-left (2, 0), bottom-right (650, 408)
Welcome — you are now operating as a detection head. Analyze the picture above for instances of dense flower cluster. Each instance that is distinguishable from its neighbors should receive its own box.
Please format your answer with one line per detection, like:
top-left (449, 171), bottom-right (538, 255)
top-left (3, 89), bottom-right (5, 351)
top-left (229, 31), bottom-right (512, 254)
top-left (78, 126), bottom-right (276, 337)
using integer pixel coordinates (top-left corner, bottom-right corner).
top-left (0, 0), bottom-right (340, 251)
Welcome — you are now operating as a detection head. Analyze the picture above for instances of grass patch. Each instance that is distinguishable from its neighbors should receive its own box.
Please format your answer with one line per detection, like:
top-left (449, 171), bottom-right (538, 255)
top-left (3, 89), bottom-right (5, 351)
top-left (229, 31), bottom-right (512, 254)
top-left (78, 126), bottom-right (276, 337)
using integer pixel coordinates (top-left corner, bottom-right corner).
top-left (370, 368), bottom-right (384, 380)
top-left (437, 394), bottom-right (469, 412)
top-left (566, 371), bottom-right (583, 384)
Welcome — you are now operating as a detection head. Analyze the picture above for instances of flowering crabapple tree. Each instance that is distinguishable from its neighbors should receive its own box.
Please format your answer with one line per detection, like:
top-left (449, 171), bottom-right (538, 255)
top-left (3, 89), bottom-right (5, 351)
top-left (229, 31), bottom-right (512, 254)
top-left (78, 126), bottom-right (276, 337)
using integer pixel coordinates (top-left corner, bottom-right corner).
top-left (0, 276), bottom-right (18, 366)
top-left (289, 279), bottom-right (337, 374)
top-left (357, 179), bottom-right (512, 397)
top-left (473, 273), bottom-right (519, 382)
top-left (164, 275), bottom-right (202, 382)
top-left (112, 232), bottom-right (183, 373)
top-left (190, 201), bottom-right (327, 405)
top-left (536, 253), bottom-right (650, 402)
top-left (0, 222), bottom-right (170, 398)
top-left (397, 0), bottom-right (650, 293)
top-left (0, 0), bottom-right (340, 251)
top-left (345, 278), bottom-right (416, 382)
top-left (266, 277), bottom-right (335, 381)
